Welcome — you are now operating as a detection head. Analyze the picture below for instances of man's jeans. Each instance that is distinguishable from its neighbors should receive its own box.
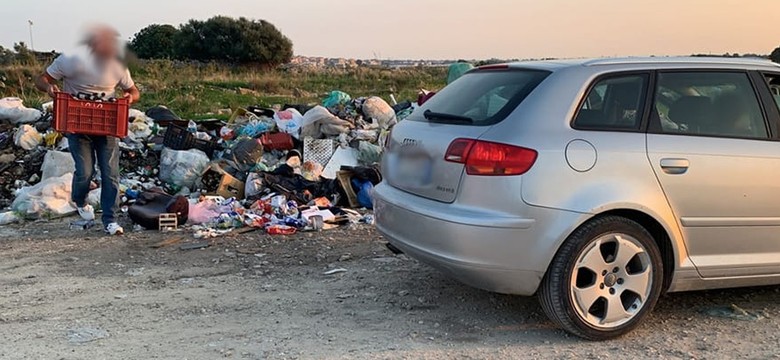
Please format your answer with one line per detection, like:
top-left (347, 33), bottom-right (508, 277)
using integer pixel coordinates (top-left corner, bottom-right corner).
top-left (66, 134), bottom-right (120, 225)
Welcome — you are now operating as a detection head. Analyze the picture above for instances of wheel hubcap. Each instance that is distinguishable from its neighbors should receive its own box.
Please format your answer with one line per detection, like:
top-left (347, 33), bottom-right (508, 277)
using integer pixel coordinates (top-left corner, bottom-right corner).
top-left (569, 233), bottom-right (652, 329)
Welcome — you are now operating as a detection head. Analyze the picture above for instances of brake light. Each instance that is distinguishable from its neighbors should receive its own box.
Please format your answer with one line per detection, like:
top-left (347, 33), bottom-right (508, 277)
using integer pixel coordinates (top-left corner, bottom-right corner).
top-left (477, 64), bottom-right (509, 71)
top-left (444, 138), bottom-right (537, 176)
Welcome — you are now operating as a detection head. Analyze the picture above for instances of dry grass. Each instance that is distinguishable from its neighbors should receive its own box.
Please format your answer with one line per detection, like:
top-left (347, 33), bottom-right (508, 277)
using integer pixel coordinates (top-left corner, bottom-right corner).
top-left (0, 60), bottom-right (447, 118)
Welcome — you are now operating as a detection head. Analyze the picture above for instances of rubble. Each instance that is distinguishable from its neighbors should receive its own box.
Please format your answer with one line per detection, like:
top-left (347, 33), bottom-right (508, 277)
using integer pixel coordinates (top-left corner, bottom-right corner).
top-left (0, 87), bottom-right (416, 238)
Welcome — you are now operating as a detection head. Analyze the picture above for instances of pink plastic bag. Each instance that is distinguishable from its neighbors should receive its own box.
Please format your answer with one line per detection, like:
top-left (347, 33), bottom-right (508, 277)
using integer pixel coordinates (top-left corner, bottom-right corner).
top-left (188, 200), bottom-right (221, 224)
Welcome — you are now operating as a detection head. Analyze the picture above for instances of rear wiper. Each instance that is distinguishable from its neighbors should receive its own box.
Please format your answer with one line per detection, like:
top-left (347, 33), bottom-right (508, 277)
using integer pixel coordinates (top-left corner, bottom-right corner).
top-left (423, 109), bottom-right (474, 124)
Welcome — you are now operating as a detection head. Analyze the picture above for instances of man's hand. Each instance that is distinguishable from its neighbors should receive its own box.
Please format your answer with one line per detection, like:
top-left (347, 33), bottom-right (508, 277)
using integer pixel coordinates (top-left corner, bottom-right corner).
top-left (47, 84), bottom-right (60, 98)
top-left (35, 73), bottom-right (60, 99)
top-left (123, 85), bottom-right (140, 105)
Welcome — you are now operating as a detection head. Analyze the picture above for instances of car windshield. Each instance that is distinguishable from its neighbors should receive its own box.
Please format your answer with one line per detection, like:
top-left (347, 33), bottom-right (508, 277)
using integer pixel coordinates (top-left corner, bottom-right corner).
top-left (409, 69), bottom-right (550, 125)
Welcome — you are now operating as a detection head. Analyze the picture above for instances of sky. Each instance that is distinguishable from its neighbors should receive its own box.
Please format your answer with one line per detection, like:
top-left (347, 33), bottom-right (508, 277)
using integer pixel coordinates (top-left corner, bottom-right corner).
top-left (1, 0), bottom-right (779, 60)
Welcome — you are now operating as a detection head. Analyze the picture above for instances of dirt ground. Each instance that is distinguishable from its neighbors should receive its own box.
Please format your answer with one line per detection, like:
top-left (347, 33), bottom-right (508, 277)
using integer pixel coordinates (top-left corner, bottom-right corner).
top-left (0, 217), bottom-right (779, 360)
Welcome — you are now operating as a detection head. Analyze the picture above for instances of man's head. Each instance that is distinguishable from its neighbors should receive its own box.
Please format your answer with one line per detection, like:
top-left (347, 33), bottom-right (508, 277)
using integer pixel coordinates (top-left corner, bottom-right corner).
top-left (83, 24), bottom-right (121, 60)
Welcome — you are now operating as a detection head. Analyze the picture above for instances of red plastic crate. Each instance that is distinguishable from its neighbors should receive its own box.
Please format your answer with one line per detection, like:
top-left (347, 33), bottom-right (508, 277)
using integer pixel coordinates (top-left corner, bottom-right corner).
top-left (53, 92), bottom-right (129, 138)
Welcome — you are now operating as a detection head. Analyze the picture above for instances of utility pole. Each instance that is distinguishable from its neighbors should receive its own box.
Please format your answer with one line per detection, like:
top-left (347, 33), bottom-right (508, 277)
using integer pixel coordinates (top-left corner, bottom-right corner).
top-left (28, 20), bottom-right (34, 52)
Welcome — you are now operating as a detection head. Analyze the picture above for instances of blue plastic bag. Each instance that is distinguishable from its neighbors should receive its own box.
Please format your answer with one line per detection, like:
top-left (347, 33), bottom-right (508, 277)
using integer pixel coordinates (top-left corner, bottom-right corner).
top-left (322, 91), bottom-right (351, 108)
top-left (352, 179), bottom-right (374, 209)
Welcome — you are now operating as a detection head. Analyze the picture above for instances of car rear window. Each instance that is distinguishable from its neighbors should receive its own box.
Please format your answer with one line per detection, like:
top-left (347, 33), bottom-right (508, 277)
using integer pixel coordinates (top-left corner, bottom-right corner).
top-left (409, 69), bottom-right (550, 126)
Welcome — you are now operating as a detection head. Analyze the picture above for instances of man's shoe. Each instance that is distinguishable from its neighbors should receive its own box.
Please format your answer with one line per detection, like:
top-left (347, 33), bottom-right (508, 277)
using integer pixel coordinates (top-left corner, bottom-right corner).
top-left (77, 205), bottom-right (95, 221)
top-left (105, 222), bottom-right (124, 235)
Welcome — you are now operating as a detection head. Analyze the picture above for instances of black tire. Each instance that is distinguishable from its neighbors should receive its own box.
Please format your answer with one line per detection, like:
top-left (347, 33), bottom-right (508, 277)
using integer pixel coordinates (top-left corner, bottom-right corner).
top-left (538, 215), bottom-right (664, 340)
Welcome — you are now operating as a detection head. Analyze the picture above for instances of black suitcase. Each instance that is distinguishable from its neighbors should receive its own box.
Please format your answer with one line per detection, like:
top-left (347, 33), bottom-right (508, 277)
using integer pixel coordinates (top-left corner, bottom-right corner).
top-left (128, 189), bottom-right (189, 230)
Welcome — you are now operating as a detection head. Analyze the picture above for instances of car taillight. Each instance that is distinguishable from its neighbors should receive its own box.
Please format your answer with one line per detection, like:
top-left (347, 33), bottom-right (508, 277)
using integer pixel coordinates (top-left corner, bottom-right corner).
top-left (444, 138), bottom-right (537, 176)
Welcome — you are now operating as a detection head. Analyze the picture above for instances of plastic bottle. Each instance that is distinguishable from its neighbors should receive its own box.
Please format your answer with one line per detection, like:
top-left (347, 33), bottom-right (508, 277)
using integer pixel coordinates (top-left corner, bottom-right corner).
top-left (187, 120), bottom-right (197, 133)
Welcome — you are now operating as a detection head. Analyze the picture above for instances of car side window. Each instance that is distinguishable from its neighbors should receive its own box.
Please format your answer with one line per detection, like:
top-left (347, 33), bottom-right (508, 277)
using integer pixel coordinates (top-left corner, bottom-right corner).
top-left (573, 74), bottom-right (649, 130)
top-left (654, 72), bottom-right (768, 139)
top-left (764, 73), bottom-right (780, 111)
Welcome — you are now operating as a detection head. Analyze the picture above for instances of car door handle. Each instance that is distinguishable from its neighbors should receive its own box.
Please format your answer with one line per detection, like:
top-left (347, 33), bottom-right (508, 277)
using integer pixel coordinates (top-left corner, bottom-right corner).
top-left (660, 158), bottom-right (689, 175)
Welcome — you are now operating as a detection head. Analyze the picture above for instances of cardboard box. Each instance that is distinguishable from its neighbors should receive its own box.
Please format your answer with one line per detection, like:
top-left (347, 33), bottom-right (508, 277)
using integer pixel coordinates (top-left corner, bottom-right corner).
top-left (216, 173), bottom-right (245, 200)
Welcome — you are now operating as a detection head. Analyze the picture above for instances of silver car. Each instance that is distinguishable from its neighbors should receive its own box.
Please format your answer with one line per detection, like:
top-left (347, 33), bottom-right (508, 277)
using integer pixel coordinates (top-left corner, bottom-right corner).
top-left (374, 57), bottom-right (780, 340)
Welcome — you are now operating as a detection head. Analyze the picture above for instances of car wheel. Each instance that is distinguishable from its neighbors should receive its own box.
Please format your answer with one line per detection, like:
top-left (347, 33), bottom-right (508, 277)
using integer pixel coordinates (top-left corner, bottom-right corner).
top-left (538, 215), bottom-right (664, 340)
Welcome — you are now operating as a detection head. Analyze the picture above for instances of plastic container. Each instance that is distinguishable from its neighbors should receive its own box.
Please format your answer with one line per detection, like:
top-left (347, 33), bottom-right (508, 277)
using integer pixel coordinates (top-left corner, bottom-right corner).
top-left (163, 123), bottom-right (220, 157)
top-left (53, 92), bottom-right (129, 137)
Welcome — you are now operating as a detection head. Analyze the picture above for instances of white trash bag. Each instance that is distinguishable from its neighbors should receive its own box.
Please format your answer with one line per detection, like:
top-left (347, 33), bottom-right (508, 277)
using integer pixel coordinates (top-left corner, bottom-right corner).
top-left (273, 108), bottom-right (304, 139)
top-left (41, 151), bottom-right (75, 181)
top-left (159, 148), bottom-right (210, 188)
top-left (0, 97), bottom-right (42, 125)
top-left (12, 173), bottom-right (77, 217)
top-left (362, 96), bottom-right (397, 130)
top-left (14, 124), bottom-right (43, 150)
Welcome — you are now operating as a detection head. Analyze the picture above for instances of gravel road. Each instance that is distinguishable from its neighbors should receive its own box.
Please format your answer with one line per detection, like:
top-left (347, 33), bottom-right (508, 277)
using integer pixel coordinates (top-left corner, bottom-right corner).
top-left (0, 218), bottom-right (778, 359)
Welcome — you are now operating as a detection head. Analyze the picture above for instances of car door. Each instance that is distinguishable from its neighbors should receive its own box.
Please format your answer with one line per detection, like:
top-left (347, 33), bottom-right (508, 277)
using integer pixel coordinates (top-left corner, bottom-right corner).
top-left (646, 70), bottom-right (780, 278)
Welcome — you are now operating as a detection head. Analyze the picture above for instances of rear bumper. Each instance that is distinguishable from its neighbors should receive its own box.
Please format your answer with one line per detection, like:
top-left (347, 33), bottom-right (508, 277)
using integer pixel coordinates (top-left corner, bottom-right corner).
top-left (374, 183), bottom-right (584, 296)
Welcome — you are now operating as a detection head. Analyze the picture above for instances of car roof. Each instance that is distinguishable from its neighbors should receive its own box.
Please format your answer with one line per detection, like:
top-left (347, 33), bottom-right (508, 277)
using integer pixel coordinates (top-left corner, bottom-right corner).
top-left (504, 57), bottom-right (780, 72)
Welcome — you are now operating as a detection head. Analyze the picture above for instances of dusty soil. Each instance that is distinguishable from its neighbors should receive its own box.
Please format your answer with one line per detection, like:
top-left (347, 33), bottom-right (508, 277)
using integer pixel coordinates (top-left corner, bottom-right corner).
top-left (0, 217), bottom-right (779, 359)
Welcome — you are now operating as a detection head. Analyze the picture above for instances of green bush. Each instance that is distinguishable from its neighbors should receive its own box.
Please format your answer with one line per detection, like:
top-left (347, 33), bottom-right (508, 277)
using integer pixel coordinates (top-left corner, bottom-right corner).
top-left (129, 24), bottom-right (178, 59)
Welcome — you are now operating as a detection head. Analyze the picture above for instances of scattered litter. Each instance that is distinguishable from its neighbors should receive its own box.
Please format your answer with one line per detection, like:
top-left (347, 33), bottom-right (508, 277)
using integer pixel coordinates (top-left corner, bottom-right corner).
top-left (124, 268), bottom-right (145, 277)
top-left (179, 241), bottom-right (211, 250)
top-left (703, 304), bottom-right (764, 321)
top-left (69, 219), bottom-right (96, 230)
top-left (67, 327), bottom-right (110, 344)
top-left (323, 268), bottom-right (348, 275)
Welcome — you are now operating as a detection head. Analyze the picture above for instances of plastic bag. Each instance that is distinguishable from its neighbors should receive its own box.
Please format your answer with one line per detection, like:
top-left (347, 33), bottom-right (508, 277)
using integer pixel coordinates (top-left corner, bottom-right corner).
top-left (128, 110), bottom-right (154, 142)
top-left (352, 179), bottom-right (374, 209)
top-left (273, 108), bottom-right (303, 138)
top-left (14, 124), bottom-right (42, 150)
top-left (231, 139), bottom-right (264, 169)
top-left (447, 62), bottom-right (474, 84)
top-left (0, 97), bottom-right (41, 125)
top-left (41, 151), bottom-right (75, 181)
top-left (362, 97), bottom-right (397, 130)
top-left (301, 106), bottom-right (353, 139)
top-left (322, 91), bottom-right (351, 108)
top-left (301, 161), bottom-right (323, 181)
top-left (12, 173), bottom-right (76, 217)
top-left (244, 173), bottom-right (264, 198)
top-left (0, 211), bottom-right (19, 225)
top-left (159, 148), bottom-right (210, 188)
top-left (357, 141), bottom-right (382, 165)
top-left (239, 118), bottom-right (274, 138)
top-left (188, 200), bottom-right (221, 224)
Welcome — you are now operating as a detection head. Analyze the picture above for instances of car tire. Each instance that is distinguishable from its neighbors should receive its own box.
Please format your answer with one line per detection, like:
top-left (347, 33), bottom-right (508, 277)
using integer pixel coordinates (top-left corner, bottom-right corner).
top-left (538, 215), bottom-right (664, 340)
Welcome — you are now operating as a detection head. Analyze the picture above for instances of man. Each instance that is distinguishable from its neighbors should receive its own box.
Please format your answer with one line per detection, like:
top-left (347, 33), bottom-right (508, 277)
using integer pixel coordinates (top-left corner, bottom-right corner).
top-left (35, 25), bottom-right (140, 235)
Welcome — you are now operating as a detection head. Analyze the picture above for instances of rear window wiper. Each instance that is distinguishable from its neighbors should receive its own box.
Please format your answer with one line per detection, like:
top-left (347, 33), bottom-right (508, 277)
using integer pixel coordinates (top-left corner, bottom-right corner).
top-left (423, 109), bottom-right (474, 124)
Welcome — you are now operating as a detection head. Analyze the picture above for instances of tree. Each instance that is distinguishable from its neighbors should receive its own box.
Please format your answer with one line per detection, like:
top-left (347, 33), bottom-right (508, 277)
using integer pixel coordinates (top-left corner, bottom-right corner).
top-left (129, 24), bottom-right (178, 59)
top-left (771, 46), bottom-right (780, 64)
top-left (174, 16), bottom-right (293, 67)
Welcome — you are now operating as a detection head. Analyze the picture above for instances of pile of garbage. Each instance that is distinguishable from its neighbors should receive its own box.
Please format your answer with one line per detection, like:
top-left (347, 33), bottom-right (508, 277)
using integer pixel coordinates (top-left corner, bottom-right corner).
top-left (0, 91), bottom-right (416, 235)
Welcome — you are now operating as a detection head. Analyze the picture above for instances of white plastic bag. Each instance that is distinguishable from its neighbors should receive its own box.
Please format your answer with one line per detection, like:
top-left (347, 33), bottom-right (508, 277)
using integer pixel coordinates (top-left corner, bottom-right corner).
top-left (0, 97), bottom-right (41, 125)
top-left (0, 211), bottom-right (20, 225)
top-left (12, 173), bottom-right (76, 217)
top-left (128, 109), bottom-right (153, 142)
top-left (273, 108), bottom-right (303, 138)
top-left (244, 173), bottom-right (264, 199)
top-left (301, 106), bottom-right (353, 139)
top-left (362, 96), bottom-right (397, 130)
top-left (14, 124), bottom-right (42, 150)
top-left (159, 148), bottom-right (210, 188)
top-left (41, 151), bottom-right (75, 181)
